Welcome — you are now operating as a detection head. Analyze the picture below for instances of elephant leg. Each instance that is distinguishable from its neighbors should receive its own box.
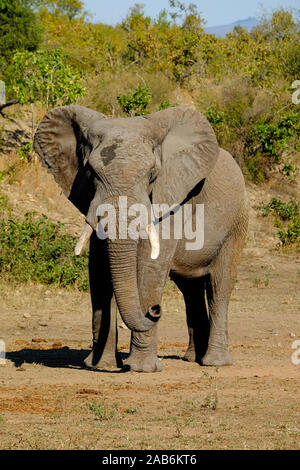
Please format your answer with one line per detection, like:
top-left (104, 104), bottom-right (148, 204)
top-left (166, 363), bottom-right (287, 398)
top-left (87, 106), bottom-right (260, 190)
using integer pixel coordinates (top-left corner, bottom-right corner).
top-left (84, 234), bottom-right (122, 370)
top-left (123, 239), bottom-right (176, 373)
top-left (124, 325), bottom-right (162, 373)
top-left (202, 215), bottom-right (247, 366)
top-left (173, 276), bottom-right (210, 363)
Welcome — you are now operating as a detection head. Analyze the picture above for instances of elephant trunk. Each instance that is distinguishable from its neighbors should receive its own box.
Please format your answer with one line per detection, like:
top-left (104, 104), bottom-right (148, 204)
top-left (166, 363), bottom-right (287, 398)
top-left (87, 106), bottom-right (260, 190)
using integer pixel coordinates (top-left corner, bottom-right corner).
top-left (107, 239), bottom-right (160, 332)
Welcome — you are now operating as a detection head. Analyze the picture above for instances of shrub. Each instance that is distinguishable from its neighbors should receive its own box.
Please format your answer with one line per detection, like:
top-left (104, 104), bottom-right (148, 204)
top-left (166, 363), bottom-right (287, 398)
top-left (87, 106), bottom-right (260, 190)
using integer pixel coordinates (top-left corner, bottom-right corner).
top-left (259, 197), bottom-right (300, 247)
top-left (117, 85), bottom-right (152, 116)
top-left (17, 141), bottom-right (33, 162)
top-left (6, 49), bottom-right (86, 108)
top-left (259, 197), bottom-right (299, 220)
top-left (0, 211), bottom-right (89, 290)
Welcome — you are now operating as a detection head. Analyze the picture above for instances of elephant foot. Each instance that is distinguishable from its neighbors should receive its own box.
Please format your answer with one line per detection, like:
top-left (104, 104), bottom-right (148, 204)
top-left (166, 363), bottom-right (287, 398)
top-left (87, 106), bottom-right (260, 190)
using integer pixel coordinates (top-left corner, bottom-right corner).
top-left (183, 348), bottom-right (201, 364)
top-left (123, 352), bottom-right (162, 373)
top-left (201, 348), bottom-right (233, 367)
top-left (84, 348), bottom-right (122, 370)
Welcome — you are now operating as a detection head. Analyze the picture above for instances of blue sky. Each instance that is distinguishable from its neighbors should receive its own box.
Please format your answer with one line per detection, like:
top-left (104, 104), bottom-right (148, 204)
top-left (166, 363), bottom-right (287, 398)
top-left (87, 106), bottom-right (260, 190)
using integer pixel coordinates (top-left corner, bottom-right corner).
top-left (83, 0), bottom-right (299, 27)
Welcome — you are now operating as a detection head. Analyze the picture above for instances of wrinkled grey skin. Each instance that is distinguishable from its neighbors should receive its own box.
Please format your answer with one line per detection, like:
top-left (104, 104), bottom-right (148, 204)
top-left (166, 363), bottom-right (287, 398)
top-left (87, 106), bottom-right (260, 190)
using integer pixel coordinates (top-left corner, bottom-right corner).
top-left (34, 105), bottom-right (248, 372)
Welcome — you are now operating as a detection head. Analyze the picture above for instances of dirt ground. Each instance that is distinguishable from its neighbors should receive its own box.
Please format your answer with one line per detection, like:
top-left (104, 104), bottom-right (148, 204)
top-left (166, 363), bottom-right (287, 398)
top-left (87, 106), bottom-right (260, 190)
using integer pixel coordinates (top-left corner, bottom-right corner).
top-left (0, 216), bottom-right (299, 449)
top-left (0, 114), bottom-right (299, 449)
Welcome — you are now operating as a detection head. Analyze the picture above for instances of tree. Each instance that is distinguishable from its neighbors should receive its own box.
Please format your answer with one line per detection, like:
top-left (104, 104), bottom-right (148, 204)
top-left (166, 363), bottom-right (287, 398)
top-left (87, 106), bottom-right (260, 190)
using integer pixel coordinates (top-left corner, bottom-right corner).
top-left (169, 0), bottom-right (205, 31)
top-left (7, 48), bottom-right (86, 108)
top-left (254, 8), bottom-right (297, 40)
top-left (0, 0), bottom-right (42, 62)
top-left (31, 0), bottom-right (85, 20)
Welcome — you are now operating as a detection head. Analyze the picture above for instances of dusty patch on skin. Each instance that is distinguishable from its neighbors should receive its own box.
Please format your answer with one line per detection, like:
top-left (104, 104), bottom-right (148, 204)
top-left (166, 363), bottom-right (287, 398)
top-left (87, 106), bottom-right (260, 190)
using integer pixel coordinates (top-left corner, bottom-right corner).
top-left (101, 144), bottom-right (118, 166)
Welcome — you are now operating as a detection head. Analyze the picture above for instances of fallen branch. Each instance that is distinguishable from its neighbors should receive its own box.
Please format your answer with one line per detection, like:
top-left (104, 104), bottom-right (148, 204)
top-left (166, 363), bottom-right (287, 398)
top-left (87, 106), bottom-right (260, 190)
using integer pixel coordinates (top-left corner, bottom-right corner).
top-left (0, 99), bottom-right (20, 117)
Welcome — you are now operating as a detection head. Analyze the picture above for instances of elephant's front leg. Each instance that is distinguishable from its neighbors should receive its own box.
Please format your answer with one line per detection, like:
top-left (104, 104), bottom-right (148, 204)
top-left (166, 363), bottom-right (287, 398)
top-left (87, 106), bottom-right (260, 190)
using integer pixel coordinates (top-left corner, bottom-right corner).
top-left (84, 234), bottom-right (122, 370)
top-left (124, 325), bottom-right (162, 372)
top-left (123, 239), bottom-right (175, 372)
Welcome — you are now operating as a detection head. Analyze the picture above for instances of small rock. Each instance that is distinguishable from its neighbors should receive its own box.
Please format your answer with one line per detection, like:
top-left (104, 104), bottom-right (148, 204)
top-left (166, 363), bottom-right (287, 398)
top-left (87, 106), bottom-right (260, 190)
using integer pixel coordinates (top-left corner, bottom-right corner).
top-left (38, 322), bottom-right (48, 327)
top-left (290, 333), bottom-right (296, 338)
top-left (45, 290), bottom-right (51, 295)
top-left (64, 325), bottom-right (71, 329)
top-left (23, 313), bottom-right (31, 319)
top-left (277, 342), bottom-right (282, 347)
top-left (283, 300), bottom-right (291, 305)
top-left (272, 329), bottom-right (279, 335)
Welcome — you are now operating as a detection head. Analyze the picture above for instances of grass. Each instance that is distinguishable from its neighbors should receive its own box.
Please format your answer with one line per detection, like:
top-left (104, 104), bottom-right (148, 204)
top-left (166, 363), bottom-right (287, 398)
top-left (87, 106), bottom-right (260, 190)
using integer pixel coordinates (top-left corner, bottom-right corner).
top-left (89, 399), bottom-right (119, 421)
top-left (253, 270), bottom-right (271, 288)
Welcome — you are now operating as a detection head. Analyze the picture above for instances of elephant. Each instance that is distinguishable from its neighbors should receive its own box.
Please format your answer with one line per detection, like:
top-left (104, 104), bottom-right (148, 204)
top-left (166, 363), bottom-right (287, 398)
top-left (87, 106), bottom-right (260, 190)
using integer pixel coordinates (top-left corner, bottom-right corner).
top-left (33, 105), bottom-right (248, 372)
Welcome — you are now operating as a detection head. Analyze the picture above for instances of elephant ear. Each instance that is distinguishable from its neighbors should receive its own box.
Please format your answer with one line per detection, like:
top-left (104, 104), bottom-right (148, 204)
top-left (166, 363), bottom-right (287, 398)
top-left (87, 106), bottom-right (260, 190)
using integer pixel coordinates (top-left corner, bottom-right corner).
top-left (34, 105), bottom-right (106, 198)
top-left (34, 105), bottom-right (106, 215)
top-left (147, 106), bottom-right (219, 208)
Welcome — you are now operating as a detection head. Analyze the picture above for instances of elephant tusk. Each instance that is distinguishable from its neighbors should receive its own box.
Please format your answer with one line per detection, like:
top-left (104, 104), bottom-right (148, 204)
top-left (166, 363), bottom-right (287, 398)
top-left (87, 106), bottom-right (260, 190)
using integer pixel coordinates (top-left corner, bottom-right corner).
top-left (74, 223), bottom-right (93, 256)
top-left (146, 223), bottom-right (160, 260)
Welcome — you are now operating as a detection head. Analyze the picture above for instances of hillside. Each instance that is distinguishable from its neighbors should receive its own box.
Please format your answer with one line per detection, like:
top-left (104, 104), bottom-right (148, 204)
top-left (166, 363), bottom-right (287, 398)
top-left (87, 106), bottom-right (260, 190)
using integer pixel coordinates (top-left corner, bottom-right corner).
top-left (205, 17), bottom-right (259, 37)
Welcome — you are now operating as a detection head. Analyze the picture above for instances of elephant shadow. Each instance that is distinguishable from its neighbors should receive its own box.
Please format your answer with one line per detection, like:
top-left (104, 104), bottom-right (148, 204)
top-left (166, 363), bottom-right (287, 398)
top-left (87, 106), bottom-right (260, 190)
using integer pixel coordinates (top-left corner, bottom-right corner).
top-left (6, 347), bottom-right (90, 370)
top-left (6, 348), bottom-right (182, 372)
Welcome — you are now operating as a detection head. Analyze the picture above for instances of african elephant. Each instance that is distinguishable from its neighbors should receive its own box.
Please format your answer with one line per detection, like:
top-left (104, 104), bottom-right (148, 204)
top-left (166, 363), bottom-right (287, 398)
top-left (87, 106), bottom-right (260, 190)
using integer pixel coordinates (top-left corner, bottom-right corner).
top-left (33, 105), bottom-right (248, 372)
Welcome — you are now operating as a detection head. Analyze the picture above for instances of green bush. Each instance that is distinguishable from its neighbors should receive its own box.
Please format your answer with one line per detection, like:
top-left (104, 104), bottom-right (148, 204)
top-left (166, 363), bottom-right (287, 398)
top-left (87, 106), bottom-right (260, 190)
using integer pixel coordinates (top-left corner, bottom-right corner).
top-left (277, 219), bottom-right (300, 246)
top-left (0, 0), bottom-right (42, 63)
top-left (17, 141), bottom-right (33, 162)
top-left (259, 197), bottom-right (300, 247)
top-left (259, 197), bottom-right (299, 220)
top-left (117, 85), bottom-right (152, 116)
top-left (0, 211), bottom-right (89, 290)
top-left (6, 49), bottom-right (86, 107)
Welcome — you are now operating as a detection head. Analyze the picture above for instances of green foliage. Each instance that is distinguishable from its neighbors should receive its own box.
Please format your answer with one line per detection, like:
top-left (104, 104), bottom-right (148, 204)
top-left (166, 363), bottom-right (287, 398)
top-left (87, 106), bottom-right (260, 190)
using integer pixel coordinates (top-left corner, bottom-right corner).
top-left (279, 161), bottom-right (299, 180)
top-left (205, 106), bottom-right (226, 126)
top-left (17, 141), bottom-right (33, 162)
top-left (248, 114), bottom-right (300, 161)
top-left (89, 400), bottom-right (119, 421)
top-left (0, 2), bottom-right (299, 185)
top-left (0, 212), bottom-right (89, 290)
top-left (277, 219), bottom-right (300, 246)
top-left (0, 0), bottom-right (42, 63)
top-left (158, 98), bottom-right (176, 110)
top-left (204, 84), bottom-right (300, 182)
top-left (0, 191), bottom-right (11, 212)
top-left (32, 0), bottom-right (84, 20)
top-left (259, 197), bottom-right (300, 247)
top-left (6, 49), bottom-right (86, 107)
top-left (0, 164), bottom-right (16, 183)
top-left (117, 85), bottom-right (152, 116)
top-left (246, 113), bottom-right (300, 182)
top-left (259, 197), bottom-right (299, 220)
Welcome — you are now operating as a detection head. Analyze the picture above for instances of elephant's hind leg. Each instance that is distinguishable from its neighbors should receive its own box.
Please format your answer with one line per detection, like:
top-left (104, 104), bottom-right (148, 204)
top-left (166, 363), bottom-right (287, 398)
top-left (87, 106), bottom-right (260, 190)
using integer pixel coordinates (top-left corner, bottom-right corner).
top-left (202, 211), bottom-right (248, 366)
top-left (84, 234), bottom-right (122, 370)
top-left (173, 276), bottom-right (210, 364)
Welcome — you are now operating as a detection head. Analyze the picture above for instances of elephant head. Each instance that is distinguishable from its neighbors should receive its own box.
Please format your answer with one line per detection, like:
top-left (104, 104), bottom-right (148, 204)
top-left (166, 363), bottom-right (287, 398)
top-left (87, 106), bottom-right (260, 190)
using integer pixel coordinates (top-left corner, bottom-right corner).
top-left (34, 105), bottom-right (219, 332)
